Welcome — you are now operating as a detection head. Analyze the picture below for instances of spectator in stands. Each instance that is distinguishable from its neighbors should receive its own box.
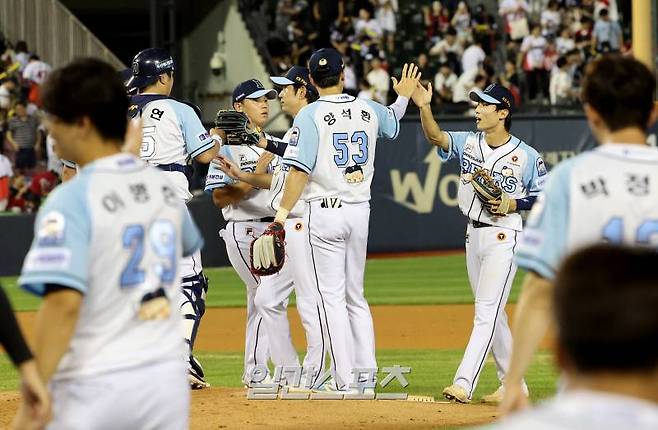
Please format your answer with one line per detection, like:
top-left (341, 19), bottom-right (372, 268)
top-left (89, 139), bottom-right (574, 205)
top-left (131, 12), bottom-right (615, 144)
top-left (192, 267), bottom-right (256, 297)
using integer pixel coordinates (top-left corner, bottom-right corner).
top-left (433, 62), bottom-right (458, 104)
top-left (416, 53), bottom-right (432, 87)
top-left (471, 4), bottom-right (497, 55)
top-left (450, 1), bottom-right (471, 43)
top-left (312, 0), bottom-right (345, 49)
top-left (424, 1), bottom-right (449, 42)
top-left (354, 6), bottom-right (383, 44)
top-left (549, 56), bottom-right (576, 106)
top-left (24, 167), bottom-right (58, 211)
top-left (428, 27), bottom-right (463, 75)
top-left (8, 173), bottom-right (27, 213)
top-left (374, 0), bottom-right (398, 53)
top-left (565, 48), bottom-right (584, 90)
top-left (556, 27), bottom-right (576, 55)
top-left (0, 151), bottom-right (11, 211)
top-left (365, 57), bottom-right (389, 104)
top-left (7, 100), bottom-right (41, 173)
top-left (543, 40), bottom-right (559, 72)
top-left (14, 41), bottom-right (30, 72)
top-left (575, 17), bottom-right (594, 54)
top-left (540, 1), bottom-right (561, 37)
top-left (357, 78), bottom-right (374, 100)
top-left (520, 24), bottom-right (549, 103)
top-left (499, 0), bottom-right (530, 42)
top-left (592, 8), bottom-right (622, 54)
top-left (22, 55), bottom-right (52, 108)
top-left (343, 56), bottom-right (358, 95)
top-left (461, 38), bottom-right (486, 77)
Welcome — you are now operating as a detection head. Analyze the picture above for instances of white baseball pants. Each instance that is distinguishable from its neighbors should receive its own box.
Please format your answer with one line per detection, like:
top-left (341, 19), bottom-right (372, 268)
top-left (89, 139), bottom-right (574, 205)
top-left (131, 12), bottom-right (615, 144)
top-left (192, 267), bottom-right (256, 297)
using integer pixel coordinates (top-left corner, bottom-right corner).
top-left (254, 217), bottom-right (325, 387)
top-left (221, 221), bottom-right (271, 385)
top-left (453, 223), bottom-right (524, 399)
top-left (306, 200), bottom-right (376, 390)
top-left (47, 359), bottom-right (189, 430)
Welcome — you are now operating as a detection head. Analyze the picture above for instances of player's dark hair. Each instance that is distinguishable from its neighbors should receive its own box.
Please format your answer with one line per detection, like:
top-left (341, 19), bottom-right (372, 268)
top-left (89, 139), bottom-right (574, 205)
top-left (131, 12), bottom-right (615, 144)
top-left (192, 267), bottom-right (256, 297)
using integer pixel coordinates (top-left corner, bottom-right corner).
top-left (42, 57), bottom-right (128, 142)
top-left (312, 73), bottom-right (341, 89)
top-left (554, 245), bottom-right (658, 373)
top-left (582, 55), bottom-right (656, 132)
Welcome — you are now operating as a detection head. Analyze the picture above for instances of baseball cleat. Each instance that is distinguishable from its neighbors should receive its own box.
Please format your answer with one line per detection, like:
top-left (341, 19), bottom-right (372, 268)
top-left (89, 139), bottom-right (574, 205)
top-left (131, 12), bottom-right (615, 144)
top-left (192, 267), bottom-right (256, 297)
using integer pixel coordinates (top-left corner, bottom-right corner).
top-left (188, 356), bottom-right (210, 390)
top-left (442, 384), bottom-right (470, 403)
top-left (481, 385), bottom-right (505, 404)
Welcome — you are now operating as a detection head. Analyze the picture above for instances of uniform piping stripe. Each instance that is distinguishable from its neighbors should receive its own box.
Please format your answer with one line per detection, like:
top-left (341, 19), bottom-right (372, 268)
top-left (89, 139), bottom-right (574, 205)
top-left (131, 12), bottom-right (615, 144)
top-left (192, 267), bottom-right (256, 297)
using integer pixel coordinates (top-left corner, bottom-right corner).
top-left (253, 316), bottom-right (263, 367)
top-left (189, 140), bottom-right (215, 159)
top-left (469, 230), bottom-right (517, 398)
top-left (311, 302), bottom-right (325, 387)
top-left (307, 203), bottom-right (338, 384)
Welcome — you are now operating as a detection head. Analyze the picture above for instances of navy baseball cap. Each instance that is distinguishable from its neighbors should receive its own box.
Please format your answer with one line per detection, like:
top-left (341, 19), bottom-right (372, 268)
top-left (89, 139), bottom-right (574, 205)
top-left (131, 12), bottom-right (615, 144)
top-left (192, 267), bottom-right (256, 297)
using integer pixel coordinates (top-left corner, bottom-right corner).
top-left (469, 83), bottom-right (515, 113)
top-left (270, 66), bottom-right (318, 97)
top-left (126, 48), bottom-right (175, 90)
top-left (308, 48), bottom-right (344, 80)
top-left (232, 79), bottom-right (277, 103)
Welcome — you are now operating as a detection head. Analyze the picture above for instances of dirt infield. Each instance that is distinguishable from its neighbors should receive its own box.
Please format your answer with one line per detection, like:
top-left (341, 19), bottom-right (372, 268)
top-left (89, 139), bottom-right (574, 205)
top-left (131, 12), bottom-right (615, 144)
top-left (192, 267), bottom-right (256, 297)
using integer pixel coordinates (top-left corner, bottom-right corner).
top-left (3, 305), bottom-right (551, 428)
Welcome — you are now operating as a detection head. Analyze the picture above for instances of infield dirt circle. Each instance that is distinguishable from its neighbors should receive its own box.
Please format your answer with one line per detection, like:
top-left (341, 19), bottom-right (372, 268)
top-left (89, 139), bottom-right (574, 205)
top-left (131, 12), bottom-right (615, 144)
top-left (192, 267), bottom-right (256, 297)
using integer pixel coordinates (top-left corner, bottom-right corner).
top-left (0, 304), bottom-right (542, 429)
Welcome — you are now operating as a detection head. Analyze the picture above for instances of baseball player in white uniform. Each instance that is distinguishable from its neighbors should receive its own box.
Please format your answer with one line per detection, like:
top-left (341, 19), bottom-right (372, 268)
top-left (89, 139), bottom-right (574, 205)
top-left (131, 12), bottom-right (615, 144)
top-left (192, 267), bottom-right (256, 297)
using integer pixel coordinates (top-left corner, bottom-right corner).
top-left (16, 58), bottom-right (201, 430)
top-left (206, 78), bottom-right (283, 386)
top-left (212, 67), bottom-right (327, 387)
top-left (413, 82), bottom-right (545, 403)
top-left (501, 56), bottom-right (658, 413)
top-left (253, 48), bottom-right (420, 392)
top-left (127, 48), bottom-right (219, 389)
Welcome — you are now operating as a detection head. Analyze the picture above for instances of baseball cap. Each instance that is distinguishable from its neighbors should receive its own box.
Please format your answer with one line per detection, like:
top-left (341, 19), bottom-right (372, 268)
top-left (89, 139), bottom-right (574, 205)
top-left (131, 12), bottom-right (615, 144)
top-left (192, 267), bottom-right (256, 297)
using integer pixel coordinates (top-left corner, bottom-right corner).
top-left (469, 83), bottom-right (515, 112)
top-left (232, 79), bottom-right (277, 103)
top-left (126, 48), bottom-right (175, 90)
top-left (308, 48), bottom-right (344, 81)
top-left (270, 66), bottom-right (318, 97)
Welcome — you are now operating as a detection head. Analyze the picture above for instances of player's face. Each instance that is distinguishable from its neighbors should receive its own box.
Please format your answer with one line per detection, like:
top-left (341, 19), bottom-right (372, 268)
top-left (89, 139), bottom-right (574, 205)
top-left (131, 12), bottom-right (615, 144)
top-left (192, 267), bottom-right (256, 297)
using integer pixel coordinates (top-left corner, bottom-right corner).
top-left (279, 85), bottom-right (301, 115)
top-left (240, 96), bottom-right (270, 128)
top-left (474, 102), bottom-right (501, 131)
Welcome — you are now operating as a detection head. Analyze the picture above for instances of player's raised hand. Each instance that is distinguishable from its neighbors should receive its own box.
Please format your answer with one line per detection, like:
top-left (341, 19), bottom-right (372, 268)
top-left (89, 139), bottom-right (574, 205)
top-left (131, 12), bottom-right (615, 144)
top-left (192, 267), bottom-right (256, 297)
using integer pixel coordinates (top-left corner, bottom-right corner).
top-left (212, 154), bottom-right (244, 180)
top-left (391, 63), bottom-right (421, 98)
top-left (411, 81), bottom-right (433, 108)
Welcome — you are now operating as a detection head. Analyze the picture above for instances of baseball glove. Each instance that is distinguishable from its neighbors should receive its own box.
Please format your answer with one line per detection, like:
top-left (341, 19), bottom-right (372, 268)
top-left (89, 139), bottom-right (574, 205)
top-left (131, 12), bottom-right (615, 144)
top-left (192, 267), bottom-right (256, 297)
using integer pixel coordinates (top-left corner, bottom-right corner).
top-left (470, 169), bottom-right (502, 214)
top-left (250, 222), bottom-right (286, 276)
top-left (214, 109), bottom-right (261, 146)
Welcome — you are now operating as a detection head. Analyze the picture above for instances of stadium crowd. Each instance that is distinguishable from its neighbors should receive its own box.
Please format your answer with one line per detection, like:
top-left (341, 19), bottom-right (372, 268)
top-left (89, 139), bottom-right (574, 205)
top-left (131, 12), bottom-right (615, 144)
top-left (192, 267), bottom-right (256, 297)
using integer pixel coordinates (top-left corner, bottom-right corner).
top-left (260, 0), bottom-right (627, 111)
top-left (0, 34), bottom-right (58, 214)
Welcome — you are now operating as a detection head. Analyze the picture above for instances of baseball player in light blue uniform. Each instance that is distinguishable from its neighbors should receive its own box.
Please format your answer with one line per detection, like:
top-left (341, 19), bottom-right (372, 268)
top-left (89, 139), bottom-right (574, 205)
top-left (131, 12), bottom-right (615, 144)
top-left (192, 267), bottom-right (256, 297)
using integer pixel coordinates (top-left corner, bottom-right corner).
top-left (501, 55), bottom-right (658, 414)
top-left (127, 48), bottom-right (219, 389)
top-left (16, 58), bottom-right (202, 430)
top-left (413, 82), bottom-right (544, 403)
top-left (252, 48), bottom-right (420, 392)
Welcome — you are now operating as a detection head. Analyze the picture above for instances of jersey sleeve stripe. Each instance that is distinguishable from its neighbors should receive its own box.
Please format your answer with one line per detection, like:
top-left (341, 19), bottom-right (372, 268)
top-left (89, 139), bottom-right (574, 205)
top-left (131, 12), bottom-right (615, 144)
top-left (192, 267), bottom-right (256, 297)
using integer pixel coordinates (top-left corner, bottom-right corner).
top-left (391, 107), bottom-right (399, 140)
top-left (515, 253), bottom-right (556, 280)
top-left (20, 273), bottom-right (87, 296)
top-left (283, 158), bottom-right (312, 174)
top-left (189, 139), bottom-right (215, 159)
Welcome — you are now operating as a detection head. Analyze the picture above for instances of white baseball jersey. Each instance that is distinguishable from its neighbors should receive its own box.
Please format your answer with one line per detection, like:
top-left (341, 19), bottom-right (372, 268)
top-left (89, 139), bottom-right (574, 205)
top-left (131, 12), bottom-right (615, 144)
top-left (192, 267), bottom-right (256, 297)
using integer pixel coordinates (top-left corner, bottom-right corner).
top-left (205, 144), bottom-right (275, 221)
top-left (516, 143), bottom-right (658, 279)
top-left (268, 128), bottom-right (306, 218)
top-left (130, 94), bottom-right (215, 201)
top-left (282, 94), bottom-right (399, 203)
top-left (440, 131), bottom-right (546, 231)
top-left (22, 60), bottom-right (52, 85)
top-left (19, 153), bottom-right (203, 381)
top-left (483, 390), bottom-right (658, 430)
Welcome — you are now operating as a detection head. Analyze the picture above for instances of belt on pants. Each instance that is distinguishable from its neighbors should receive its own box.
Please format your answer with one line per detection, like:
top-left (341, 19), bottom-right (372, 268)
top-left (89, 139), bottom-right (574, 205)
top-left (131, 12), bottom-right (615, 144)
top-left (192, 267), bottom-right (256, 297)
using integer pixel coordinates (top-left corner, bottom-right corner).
top-left (469, 220), bottom-right (492, 229)
top-left (232, 217), bottom-right (275, 223)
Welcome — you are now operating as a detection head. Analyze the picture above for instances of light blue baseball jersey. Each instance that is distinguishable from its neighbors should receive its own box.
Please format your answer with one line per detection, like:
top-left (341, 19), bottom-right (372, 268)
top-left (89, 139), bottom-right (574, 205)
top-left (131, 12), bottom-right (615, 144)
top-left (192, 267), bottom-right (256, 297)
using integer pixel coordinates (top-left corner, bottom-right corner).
top-left (440, 131), bottom-right (546, 231)
top-left (282, 94), bottom-right (399, 203)
top-left (204, 143), bottom-right (276, 221)
top-left (19, 153), bottom-right (203, 380)
top-left (516, 143), bottom-right (658, 280)
top-left (135, 96), bottom-right (215, 200)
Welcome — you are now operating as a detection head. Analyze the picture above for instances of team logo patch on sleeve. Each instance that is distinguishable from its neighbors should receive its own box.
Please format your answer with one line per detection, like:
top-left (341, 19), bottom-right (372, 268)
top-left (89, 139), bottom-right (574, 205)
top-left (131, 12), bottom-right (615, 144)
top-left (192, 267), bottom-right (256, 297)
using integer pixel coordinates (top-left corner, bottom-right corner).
top-left (198, 131), bottom-right (210, 142)
top-left (37, 211), bottom-right (66, 246)
top-left (536, 158), bottom-right (547, 176)
top-left (288, 127), bottom-right (300, 146)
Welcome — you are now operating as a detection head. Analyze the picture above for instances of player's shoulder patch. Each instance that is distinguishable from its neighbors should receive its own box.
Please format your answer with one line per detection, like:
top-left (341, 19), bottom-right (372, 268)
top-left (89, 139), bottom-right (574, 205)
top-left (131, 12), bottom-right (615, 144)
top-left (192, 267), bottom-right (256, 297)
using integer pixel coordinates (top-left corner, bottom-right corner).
top-left (37, 211), bottom-right (66, 247)
top-left (288, 127), bottom-right (300, 147)
top-left (536, 157), bottom-right (548, 177)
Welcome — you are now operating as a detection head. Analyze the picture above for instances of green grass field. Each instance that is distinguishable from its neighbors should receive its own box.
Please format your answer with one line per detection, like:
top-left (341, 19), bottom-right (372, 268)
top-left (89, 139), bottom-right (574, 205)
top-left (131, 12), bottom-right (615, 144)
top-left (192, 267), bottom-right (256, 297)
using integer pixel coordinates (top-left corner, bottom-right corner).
top-left (1, 254), bottom-right (526, 311)
top-left (1, 253), bottom-right (554, 414)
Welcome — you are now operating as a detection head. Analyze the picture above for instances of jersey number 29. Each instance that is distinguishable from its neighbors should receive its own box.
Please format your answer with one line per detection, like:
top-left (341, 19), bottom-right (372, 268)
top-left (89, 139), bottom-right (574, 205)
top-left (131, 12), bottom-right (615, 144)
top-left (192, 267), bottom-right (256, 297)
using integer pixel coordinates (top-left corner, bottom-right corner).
top-left (121, 220), bottom-right (176, 288)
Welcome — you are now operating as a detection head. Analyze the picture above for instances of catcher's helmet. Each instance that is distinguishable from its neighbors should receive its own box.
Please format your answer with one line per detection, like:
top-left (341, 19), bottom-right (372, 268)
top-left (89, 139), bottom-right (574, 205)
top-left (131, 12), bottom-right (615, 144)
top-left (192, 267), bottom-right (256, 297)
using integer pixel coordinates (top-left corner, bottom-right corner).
top-left (126, 48), bottom-right (175, 90)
